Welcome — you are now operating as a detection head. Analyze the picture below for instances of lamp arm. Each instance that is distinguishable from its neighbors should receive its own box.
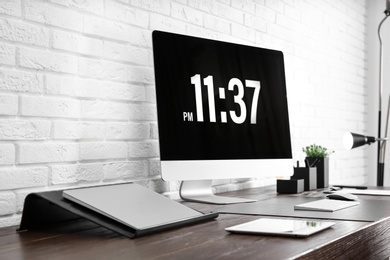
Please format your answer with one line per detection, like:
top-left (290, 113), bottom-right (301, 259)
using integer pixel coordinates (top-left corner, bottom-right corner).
top-left (380, 95), bottom-right (390, 163)
top-left (377, 12), bottom-right (389, 185)
top-left (377, 138), bottom-right (389, 164)
top-left (378, 15), bottom-right (389, 112)
top-left (377, 137), bottom-right (390, 141)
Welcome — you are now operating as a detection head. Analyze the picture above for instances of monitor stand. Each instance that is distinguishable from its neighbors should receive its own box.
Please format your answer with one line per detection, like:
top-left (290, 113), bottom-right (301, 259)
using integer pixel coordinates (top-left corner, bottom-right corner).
top-left (179, 180), bottom-right (256, 204)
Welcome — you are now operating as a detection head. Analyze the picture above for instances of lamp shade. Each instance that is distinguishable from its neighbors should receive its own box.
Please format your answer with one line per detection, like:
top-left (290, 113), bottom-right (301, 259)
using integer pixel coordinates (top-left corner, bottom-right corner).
top-left (343, 132), bottom-right (376, 150)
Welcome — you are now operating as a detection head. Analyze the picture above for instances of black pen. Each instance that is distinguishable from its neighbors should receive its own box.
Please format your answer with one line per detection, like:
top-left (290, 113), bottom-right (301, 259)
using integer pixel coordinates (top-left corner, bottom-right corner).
top-left (310, 158), bottom-right (319, 167)
top-left (304, 159), bottom-right (309, 168)
top-left (332, 185), bottom-right (368, 190)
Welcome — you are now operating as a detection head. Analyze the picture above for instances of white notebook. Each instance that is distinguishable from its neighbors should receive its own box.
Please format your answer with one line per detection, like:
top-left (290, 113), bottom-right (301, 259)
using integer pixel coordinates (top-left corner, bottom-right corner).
top-left (62, 183), bottom-right (203, 230)
top-left (226, 218), bottom-right (335, 237)
top-left (294, 199), bottom-right (360, 212)
top-left (341, 189), bottom-right (390, 196)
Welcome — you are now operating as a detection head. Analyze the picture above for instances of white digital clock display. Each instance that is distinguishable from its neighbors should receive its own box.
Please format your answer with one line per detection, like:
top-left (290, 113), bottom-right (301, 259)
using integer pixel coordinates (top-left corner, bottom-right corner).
top-left (187, 74), bottom-right (261, 124)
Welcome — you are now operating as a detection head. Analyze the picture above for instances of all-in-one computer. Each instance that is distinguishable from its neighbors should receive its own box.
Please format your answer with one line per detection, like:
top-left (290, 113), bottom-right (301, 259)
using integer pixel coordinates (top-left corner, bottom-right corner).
top-left (152, 31), bottom-right (293, 204)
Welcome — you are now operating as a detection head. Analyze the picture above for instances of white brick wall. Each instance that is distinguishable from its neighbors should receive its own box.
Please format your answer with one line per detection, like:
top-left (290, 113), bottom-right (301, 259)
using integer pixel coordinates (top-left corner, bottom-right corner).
top-left (0, 0), bottom-right (368, 227)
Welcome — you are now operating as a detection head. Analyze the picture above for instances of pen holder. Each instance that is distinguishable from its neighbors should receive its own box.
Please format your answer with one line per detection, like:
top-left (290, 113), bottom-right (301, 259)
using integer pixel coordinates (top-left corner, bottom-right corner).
top-left (276, 179), bottom-right (304, 194)
top-left (306, 157), bottom-right (329, 188)
top-left (291, 167), bottom-right (317, 191)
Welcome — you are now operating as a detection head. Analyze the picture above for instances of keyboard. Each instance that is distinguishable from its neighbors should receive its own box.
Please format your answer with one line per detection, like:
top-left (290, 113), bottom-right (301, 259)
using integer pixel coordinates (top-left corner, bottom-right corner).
top-left (294, 199), bottom-right (360, 212)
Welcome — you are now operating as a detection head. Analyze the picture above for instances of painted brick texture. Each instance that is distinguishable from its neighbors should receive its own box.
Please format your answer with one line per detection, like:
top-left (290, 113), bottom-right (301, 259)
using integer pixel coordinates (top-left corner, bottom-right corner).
top-left (0, 0), bottom-right (367, 227)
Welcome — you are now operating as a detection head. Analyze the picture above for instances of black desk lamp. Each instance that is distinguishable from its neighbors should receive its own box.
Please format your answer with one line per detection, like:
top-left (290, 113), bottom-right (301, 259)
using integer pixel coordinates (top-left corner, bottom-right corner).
top-left (343, 131), bottom-right (390, 186)
top-left (349, 1), bottom-right (390, 186)
top-left (343, 132), bottom-right (377, 150)
top-left (375, 1), bottom-right (390, 186)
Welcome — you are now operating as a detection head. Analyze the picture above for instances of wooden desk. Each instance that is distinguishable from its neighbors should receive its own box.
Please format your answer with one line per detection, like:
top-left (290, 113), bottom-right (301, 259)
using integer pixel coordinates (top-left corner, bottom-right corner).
top-left (1, 186), bottom-right (390, 259)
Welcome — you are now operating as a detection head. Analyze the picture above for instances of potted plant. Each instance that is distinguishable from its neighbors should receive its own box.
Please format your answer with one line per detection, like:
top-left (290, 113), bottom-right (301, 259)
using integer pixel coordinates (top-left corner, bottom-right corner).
top-left (302, 144), bottom-right (333, 188)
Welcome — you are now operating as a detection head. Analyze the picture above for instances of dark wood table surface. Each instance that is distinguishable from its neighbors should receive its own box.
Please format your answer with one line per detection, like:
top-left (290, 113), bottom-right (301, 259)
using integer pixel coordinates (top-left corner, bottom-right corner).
top-left (1, 185), bottom-right (390, 259)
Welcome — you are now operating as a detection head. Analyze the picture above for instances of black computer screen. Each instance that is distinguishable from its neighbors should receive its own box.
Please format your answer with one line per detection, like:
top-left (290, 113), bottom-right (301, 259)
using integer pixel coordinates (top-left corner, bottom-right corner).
top-left (153, 31), bottom-right (292, 161)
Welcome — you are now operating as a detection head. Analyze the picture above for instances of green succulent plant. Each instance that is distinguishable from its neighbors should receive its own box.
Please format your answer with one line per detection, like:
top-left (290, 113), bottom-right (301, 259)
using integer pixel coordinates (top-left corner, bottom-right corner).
top-left (302, 144), bottom-right (333, 158)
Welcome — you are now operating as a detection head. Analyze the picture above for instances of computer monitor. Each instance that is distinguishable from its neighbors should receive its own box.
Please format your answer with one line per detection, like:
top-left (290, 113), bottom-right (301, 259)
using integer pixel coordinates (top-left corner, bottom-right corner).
top-left (152, 31), bottom-right (293, 204)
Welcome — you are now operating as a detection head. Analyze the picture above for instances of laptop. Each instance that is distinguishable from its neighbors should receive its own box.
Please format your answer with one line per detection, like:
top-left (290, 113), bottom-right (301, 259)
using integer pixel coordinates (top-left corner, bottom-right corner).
top-left (62, 183), bottom-right (205, 230)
